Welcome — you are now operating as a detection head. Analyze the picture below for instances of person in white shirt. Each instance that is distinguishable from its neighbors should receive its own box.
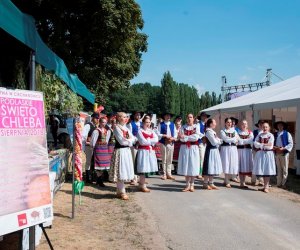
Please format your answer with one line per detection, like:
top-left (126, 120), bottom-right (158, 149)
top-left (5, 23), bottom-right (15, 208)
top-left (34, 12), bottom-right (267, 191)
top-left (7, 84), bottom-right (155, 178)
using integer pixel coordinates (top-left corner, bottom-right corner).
top-left (156, 112), bottom-right (177, 180)
top-left (253, 122), bottom-right (276, 193)
top-left (273, 121), bottom-right (293, 188)
top-left (177, 113), bottom-right (203, 192)
top-left (237, 120), bottom-right (254, 188)
top-left (220, 118), bottom-right (239, 188)
top-left (251, 120), bottom-right (265, 186)
top-left (136, 116), bottom-right (159, 192)
top-left (90, 117), bottom-right (111, 187)
top-left (127, 111), bottom-right (143, 185)
top-left (202, 119), bottom-right (223, 190)
top-left (109, 112), bottom-right (136, 200)
top-left (173, 115), bottom-right (182, 164)
top-left (196, 112), bottom-right (210, 180)
top-left (82, 112), bottom-right (99, 183)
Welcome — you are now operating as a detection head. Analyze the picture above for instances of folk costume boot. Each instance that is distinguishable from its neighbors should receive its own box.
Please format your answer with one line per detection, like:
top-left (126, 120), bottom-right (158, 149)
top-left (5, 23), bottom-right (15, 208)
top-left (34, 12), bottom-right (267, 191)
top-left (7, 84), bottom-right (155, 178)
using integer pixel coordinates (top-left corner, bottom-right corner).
top-left (96, 176), bottom-right (106, 187)
top-left (85, 170), bottom-right (92, 184)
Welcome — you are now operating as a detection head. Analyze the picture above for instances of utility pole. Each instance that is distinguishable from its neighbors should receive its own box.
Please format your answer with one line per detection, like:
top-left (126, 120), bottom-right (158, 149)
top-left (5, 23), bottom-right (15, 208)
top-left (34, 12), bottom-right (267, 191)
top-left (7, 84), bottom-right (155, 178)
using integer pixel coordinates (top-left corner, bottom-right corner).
top-left (221, 76), bottom-right (227, 102)
top-left (266, 68), bottom-right (272, 86)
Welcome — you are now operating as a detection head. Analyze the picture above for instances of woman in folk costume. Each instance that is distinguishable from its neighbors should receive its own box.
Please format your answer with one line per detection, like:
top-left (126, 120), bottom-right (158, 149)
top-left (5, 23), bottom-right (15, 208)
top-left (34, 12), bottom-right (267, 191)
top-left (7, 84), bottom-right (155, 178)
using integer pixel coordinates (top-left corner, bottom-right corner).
top-left (107, 115), bottom-right (117, 162)
top-left (196, 112), bottom-right (210, 180)
top-left (177, 114), bottom-right (203, 192)
top-left (91, 117), bottom-right (111, 187)
top-left (109, 112), bottom-right (136, 200)
top-left (202, 119), bottom-right (223, 190)
top-left (136, 116), bottom-right (159, 192)
top-left (251, 120), bottom-right (265, 186)
top-left (237, 120), bottom-right (254, 188)
top-left (220, 118), bottom-right (239, 188)
top-left (253, 122), bottom-right (276, 193)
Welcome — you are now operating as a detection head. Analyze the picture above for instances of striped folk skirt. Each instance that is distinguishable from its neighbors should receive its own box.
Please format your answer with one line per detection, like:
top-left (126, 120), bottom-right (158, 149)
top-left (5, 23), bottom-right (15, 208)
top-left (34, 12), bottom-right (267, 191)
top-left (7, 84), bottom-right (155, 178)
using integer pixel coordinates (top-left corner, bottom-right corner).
top-left (173, 141), bottom-right (181, 161)
top-left (94, 144), bottom-right (110, 171)
top-left (108, 143), bottom-right (115, 162)
top-left (154, 143), bottom-right (162, 160)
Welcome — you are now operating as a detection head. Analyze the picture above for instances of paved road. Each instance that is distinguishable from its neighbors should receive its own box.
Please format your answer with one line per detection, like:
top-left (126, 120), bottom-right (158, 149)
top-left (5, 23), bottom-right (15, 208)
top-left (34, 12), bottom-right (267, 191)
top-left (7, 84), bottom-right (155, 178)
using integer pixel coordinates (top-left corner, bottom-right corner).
top-left (135, 176), bottom-right (300, 250)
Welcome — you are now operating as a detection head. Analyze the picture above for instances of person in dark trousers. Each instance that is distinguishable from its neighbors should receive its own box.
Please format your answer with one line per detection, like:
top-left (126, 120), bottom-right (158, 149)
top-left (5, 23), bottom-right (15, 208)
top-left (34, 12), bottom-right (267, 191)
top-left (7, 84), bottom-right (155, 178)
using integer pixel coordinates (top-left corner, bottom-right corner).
top-left (49, 114), bottom-right (59, 148)
top-left (82, 112), bottom-right (99, 183)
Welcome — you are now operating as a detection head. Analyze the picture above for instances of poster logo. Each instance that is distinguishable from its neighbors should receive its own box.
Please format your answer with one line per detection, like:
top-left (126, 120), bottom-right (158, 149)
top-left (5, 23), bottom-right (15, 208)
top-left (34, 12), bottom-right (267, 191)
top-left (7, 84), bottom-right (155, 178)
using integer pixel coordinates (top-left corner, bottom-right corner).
top-left (30, 211), bottom-right (40, 220)
top-left (17, 213), bottom-right (28, 227)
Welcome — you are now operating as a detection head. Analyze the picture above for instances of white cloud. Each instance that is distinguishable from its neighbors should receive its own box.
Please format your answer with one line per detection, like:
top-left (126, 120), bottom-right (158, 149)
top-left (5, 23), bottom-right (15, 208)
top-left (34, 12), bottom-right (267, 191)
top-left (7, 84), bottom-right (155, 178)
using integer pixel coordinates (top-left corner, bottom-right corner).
top-left (239, 75), bottom-right (250, 81)
top-left (193, 83), bottom-right (205, 95)
top-left (267, 44), bottom-right (293, 56)
top-left (246, 67), bottom-right (255, 71)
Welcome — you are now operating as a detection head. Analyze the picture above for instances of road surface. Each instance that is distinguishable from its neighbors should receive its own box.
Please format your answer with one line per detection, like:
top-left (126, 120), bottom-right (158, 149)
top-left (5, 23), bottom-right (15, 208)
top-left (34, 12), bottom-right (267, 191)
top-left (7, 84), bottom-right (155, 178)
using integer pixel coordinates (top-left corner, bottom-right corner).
top-left (135, 176), bottom-right (300, 250)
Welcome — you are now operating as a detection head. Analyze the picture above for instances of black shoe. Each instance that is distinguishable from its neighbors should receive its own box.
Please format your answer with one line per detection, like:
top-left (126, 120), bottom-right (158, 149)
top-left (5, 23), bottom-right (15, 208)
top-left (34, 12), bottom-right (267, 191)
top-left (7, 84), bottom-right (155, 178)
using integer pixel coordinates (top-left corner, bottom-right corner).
top-left (96, 176), bottom-right (106, 187)
top-left (85, 170), bottom-right (92, 183)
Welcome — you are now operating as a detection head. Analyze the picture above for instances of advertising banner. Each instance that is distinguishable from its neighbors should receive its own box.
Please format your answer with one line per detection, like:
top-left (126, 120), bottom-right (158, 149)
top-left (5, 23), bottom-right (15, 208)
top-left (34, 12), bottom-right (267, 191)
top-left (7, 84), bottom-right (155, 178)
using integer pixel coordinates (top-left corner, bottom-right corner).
top-left (0, 88), bottom-right (53, 236)
top-left (228, 91), bottom-right (251, 100)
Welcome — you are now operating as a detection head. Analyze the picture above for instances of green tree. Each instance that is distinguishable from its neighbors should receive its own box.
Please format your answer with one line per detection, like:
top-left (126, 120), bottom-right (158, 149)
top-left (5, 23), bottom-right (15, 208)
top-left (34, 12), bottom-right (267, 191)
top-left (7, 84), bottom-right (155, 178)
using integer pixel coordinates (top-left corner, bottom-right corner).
top-left (36, 66), bottom-right (83, 116)
top-left (161, 72), bottom-right (178, 114)
top-left (12, 0), bottom-right (148, 104)
top-left (217, 94), bottom-right (223, 104)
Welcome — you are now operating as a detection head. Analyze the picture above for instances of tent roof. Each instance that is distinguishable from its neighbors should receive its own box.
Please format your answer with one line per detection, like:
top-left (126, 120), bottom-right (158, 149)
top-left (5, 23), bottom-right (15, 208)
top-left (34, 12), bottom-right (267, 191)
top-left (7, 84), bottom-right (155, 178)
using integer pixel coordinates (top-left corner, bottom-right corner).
top-left (203, 75), bottom-right (300, 114)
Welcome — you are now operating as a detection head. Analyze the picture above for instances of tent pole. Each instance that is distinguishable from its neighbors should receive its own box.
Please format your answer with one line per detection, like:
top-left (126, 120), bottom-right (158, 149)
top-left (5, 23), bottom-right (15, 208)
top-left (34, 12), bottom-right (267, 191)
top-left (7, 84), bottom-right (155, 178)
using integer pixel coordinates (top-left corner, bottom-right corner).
top-left (29, 51), bottom-right (36, 91)
top-left (296, 104), bottom-right (300, 175)
top-left (28, 50), bottom-right (36, 250)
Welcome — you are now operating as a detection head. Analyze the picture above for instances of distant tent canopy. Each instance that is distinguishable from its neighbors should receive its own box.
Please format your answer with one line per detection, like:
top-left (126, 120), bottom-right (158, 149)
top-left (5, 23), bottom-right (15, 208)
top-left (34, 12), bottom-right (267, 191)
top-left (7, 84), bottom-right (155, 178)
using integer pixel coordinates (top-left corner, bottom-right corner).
top-left (203, 76), bottom-right (300, 114)
top-left (0, 0), bottom-right (95, 104)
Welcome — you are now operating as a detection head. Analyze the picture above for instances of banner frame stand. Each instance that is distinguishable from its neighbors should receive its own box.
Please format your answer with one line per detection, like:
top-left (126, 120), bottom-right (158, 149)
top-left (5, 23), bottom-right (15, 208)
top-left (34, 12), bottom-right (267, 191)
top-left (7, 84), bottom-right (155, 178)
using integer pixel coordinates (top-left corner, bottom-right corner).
top-left (71, 117), bottom-right (76, 219)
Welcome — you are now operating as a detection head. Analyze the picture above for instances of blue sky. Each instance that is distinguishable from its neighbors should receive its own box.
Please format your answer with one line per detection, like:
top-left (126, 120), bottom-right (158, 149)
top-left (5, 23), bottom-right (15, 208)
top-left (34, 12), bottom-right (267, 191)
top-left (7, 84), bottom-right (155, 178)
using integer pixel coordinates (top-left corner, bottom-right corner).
top-left (132, 0), bottom-right (300, 95)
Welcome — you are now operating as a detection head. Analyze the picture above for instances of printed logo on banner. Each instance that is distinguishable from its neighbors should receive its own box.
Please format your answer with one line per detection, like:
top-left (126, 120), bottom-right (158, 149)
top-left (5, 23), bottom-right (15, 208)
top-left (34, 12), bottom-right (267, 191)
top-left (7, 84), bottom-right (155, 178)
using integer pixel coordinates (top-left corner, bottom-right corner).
top-left (30, 211), bottom-right (40, 221)
top-left (17, 213), bottom-right (28, 227)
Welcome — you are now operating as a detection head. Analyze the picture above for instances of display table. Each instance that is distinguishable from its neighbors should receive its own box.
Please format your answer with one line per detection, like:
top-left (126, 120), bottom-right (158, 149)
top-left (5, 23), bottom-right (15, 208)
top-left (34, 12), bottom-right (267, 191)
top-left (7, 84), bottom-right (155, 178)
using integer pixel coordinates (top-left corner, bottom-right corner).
top-left (48, 149), bottom-right (69, 194)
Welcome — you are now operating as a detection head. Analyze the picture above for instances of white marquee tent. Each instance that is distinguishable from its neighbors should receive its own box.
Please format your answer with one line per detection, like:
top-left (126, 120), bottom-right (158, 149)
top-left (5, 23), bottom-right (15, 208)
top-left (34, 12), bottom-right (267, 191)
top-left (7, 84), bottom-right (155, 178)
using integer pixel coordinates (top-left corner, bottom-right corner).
top-left (203, 75), bottom-right (300, 114)
top-left (203, 75), bottom-right (300, 173)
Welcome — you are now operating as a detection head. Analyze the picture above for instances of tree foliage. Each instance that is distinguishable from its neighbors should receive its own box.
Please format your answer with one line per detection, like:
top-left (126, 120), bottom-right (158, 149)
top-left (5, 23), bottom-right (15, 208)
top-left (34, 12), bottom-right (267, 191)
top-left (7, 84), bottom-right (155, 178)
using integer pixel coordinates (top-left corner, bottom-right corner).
top-left (36, 66), bottom-right (83, 116)
top-left (105, 71), bottom-right (221, 117)
top-left (11, 0), bottom-right (148, 104)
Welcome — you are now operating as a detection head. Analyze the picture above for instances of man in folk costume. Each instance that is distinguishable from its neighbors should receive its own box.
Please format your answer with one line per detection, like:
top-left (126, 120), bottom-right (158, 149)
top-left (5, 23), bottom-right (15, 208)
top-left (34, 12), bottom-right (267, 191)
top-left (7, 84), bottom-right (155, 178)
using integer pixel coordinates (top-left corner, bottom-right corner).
top-left (127, 111), bottom-right (143, 184)
top-left (173, 115), bottom-right (183, 167)
top-left (197, 112), bottom-right (210, 180)
top-left (90, 117), bottom-right (111, 187)
top-left (127, 111), bottom-right (143, 160)
top-left (273, 121), bottom-right (293, 188)
top-left (251, 120), bottom-right (265, 186)
top-left (82, 112), bottom-right (99, 183)
top-left (156, 112), bottom-right (177, 180)
top-left (230, 117), bottom-right (239, 132)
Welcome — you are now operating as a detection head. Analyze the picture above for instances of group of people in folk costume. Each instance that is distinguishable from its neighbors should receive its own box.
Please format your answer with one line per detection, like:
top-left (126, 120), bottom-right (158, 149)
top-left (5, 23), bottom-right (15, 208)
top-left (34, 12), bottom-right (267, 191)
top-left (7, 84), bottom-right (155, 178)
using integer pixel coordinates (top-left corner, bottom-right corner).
top-left (82, 109), bottom-right (293, 200)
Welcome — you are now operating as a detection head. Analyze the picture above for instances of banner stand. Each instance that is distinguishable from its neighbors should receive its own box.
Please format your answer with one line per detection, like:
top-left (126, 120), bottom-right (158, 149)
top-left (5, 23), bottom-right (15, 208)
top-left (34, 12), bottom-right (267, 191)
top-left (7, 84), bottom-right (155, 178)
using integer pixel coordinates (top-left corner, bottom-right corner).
top-left (72, 117), bottom-right (76, 219)
top-left (39, 224), bottom-right (54, 250)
